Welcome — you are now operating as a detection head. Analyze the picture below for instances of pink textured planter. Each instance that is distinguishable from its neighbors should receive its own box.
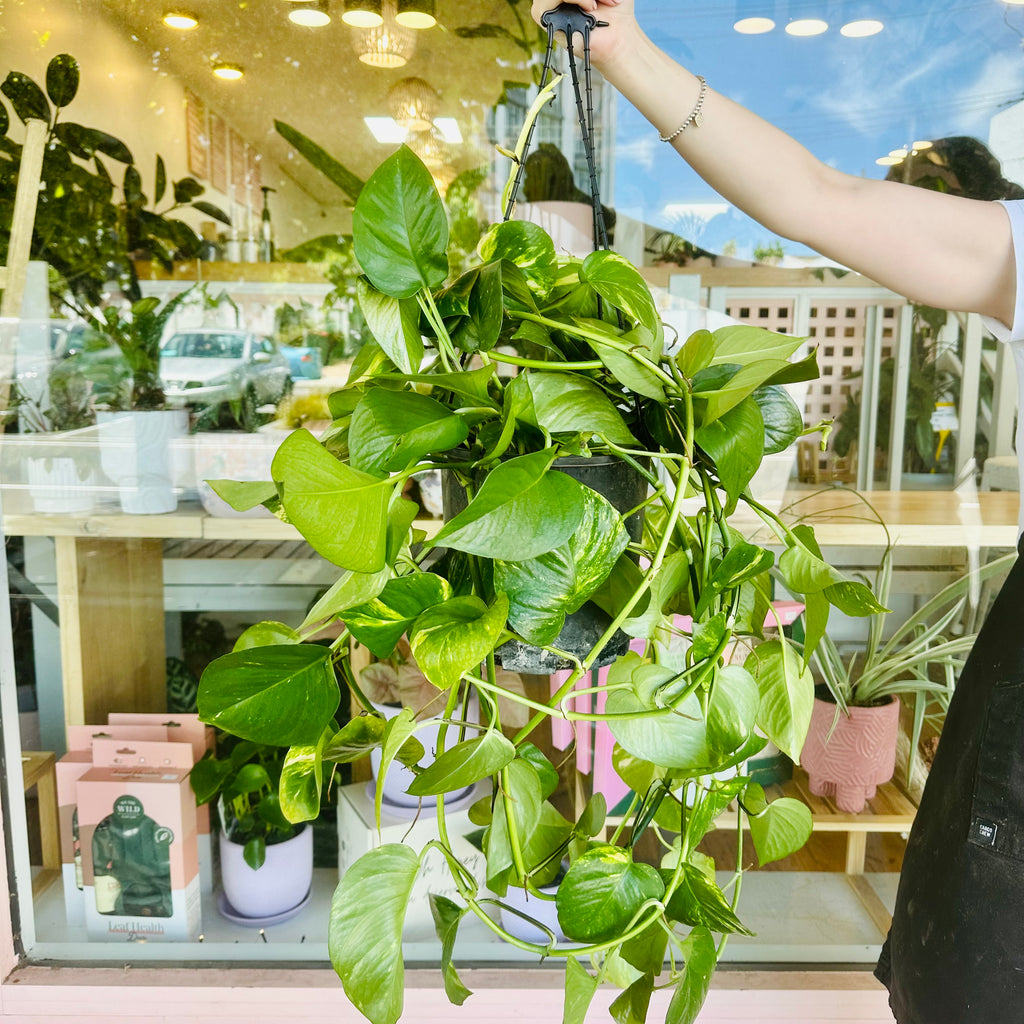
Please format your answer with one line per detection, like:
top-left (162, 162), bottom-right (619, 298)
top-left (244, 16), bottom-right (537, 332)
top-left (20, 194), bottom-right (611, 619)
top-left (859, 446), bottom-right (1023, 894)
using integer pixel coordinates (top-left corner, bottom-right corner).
top-left (800, 696), bottom-right (900, 813)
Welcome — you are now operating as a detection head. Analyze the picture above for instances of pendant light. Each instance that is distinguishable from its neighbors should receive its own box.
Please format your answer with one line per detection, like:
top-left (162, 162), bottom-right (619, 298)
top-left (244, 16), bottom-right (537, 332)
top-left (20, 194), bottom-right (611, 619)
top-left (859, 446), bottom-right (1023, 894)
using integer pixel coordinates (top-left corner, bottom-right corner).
top-left (352, 0), bottom-right (416, 68)
top-left (388, 77), bottom-right (439, 131)
top-left (395, 0), bottom-right (436, 29)
top-left (288, 0), bottom-right (332, 26)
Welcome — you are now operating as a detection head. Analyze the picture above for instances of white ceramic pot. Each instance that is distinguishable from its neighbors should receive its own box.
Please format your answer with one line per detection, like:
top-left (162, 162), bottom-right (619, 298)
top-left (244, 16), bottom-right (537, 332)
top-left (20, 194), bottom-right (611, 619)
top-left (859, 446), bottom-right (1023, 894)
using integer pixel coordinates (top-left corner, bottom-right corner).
top-left (218, 825), bottom-right (313, 920)
top-left (97, 410), bottom-right (188, 514)
top-left (369, 697), bottom-right (478, 810)
top-left (193, 431), bottom-right (284, 517)
top-left (499, 881), bottom-right (565, 944)
top-left (26, 455), bottom-right (97, 514)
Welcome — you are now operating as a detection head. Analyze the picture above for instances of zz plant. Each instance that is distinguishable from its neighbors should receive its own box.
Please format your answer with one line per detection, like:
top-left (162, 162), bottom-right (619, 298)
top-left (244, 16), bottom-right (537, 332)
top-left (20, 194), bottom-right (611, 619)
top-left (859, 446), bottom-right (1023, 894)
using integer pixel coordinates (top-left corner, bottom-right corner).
top-left (198, 145), bottom-right (884, 1024)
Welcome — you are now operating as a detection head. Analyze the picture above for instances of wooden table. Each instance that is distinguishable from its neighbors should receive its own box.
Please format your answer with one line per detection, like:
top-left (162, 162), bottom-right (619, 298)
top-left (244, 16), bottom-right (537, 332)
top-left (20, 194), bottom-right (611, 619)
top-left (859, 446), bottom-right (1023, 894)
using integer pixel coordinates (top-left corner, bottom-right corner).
top-left (2, 490), bottom-right (1016, 727)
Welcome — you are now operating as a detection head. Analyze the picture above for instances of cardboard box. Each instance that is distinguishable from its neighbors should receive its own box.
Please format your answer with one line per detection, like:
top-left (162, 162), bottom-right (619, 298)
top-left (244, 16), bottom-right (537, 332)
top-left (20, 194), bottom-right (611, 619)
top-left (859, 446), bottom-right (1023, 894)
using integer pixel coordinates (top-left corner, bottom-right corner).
top-left (77, 740), bottom-right (200, 942)
top-left (58, 725), bottom-right (170, 928)
top-left (337, 782), bottom-right (489, 940)
top-left (107, 713), bottom-right (217, 893)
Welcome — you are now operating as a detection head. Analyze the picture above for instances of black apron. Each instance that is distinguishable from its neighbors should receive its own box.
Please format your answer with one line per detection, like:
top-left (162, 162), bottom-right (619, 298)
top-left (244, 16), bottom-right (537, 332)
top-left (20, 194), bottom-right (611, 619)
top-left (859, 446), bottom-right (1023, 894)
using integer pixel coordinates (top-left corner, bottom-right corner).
top-left (876, 538), bottom-right (1024, 1022)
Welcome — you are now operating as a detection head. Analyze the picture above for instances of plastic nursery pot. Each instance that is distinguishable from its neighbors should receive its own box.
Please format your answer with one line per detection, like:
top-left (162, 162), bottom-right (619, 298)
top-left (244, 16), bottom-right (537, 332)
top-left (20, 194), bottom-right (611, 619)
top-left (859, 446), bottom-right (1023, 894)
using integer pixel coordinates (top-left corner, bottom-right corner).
top-left (442, 455), bottom-right (649, 674)
top-left (218, 824), bottom-right (313, 921)
top-left (800, 689), bottom-right (901, 814)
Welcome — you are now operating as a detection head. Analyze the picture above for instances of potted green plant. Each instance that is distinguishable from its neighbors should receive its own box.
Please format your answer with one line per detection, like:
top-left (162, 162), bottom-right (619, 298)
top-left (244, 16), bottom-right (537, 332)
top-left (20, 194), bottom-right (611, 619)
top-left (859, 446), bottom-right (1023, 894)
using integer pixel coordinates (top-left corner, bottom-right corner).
top-left (92, 290), bottom-right (194, 514)
top-left (805, 539), bottom-right (1014, 812)
top-left (15, 355), bottom-right (100, 513)
top-left (196, 144), bottom-right (887, 1024)
top-left (0, 53), bottom-right (230, 312)
top-left (189, 731), bottom-right (314, 922)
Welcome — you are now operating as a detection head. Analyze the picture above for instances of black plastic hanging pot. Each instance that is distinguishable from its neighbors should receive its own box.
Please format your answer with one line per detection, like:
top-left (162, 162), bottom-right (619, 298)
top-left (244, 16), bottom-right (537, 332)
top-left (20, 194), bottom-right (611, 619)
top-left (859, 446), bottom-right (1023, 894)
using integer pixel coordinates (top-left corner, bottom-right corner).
top-left (442, 455), bottom-right (648, 674)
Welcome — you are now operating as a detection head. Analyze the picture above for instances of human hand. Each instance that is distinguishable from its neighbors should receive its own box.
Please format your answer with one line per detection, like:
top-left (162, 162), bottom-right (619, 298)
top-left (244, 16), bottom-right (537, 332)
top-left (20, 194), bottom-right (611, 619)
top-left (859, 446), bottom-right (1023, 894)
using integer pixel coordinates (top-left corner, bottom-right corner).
top-left (530, 0), bottom-right (640, 72)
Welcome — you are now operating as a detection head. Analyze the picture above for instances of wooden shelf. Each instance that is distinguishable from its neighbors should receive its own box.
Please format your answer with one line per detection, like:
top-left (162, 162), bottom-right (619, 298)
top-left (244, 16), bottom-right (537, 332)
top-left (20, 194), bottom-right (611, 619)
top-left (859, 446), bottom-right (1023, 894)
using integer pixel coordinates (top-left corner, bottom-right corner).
top-left (713, 766), bottom-right (917, 875)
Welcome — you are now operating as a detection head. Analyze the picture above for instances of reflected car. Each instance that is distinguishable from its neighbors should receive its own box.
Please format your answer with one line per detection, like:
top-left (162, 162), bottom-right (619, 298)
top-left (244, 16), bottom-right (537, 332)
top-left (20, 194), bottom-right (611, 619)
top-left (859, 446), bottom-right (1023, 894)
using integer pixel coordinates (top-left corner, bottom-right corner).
top-left (160, 329), bottom-right (292, 428)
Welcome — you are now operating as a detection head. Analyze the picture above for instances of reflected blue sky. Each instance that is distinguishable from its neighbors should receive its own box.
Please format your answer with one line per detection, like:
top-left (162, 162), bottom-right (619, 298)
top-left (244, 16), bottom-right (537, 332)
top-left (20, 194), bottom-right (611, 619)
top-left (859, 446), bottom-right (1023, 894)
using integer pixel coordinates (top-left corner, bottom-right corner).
top-left (611, 1), bottom-right (1024, 257)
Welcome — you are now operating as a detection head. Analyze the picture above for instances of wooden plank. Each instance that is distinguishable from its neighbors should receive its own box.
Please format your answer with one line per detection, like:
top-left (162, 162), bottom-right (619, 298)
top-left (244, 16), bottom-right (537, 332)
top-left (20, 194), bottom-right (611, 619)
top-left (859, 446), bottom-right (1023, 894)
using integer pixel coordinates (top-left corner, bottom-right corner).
top-left (845, 831), bottom-right (867, 874)
top-left (0, 118), bottom-right (47, 321)
top-left (55, 537), bottom-right (167, 725)
top-left (846, 873), bottom-right (893, 935)
top-left (4, 509), bottom-right (205, 539)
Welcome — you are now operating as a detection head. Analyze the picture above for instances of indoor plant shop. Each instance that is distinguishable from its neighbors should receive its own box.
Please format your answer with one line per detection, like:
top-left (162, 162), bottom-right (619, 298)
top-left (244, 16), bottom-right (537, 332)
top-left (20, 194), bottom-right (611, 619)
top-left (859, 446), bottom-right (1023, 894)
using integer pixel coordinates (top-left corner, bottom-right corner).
top-left (197, 143), bottom-right (887, 1024)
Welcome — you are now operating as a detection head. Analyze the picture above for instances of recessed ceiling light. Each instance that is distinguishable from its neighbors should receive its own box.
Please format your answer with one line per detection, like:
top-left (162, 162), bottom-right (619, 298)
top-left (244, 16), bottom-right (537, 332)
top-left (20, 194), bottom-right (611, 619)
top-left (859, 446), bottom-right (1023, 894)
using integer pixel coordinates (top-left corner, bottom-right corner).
top-left (841, 19), bottom-right (884, 37)
top-left (163, 10), bottom-right (198, 29)
top-left (734, 17), bottom-right (775, 34)
top-left (288, 1), bottom-right (331, 26)
top-left (342, 0), bottom-right (384, 27)
top-left (212, 62), bottom-right (244, 80)
top-left (876, 156), bottom-right (902, 166)
top-left (786, 18), bottom-right (829, 36)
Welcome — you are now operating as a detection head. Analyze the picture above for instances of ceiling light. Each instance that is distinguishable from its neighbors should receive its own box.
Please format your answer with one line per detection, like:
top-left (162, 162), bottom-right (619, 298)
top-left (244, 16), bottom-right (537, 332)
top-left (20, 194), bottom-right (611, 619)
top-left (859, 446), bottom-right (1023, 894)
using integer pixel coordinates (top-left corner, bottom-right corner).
top-left (888, 148), bottom-right (908, 159)
top-left (407, 127), bottom-right (447, 169)
top-left (733, 17), bottom-right (775, 34)
top-left (364, 115), bottom-right (462, 144)
top-left (388, 77), bottom-right (439, 131)
top-left (289, 1), bottom-right (331, 26)
top-left (912, 140), bottom-right (934, 152)
top-left (342, 0), bottom-right (383, 26)
top-left (353, 0), bottom-right (415, 67)
top-left (785, 18), bottom-right (829, 36)
top-left (876, 156), bottom-right (901, 166)
top-left (840, 19), bottom-right (884, 37)
top-left (212, 62), bottom-right (244, 80)
top-left (395, 0), bottom-right (436, 29)
top-left (163, 10), bottom-right (199, 29)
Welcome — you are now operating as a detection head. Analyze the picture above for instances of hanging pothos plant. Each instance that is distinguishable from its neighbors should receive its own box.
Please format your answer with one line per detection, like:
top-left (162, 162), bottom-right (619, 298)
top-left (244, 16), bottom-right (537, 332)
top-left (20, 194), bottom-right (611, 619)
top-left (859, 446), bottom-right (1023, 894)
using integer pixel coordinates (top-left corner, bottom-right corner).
top-left (197, 144), bottom-right (884, 1024)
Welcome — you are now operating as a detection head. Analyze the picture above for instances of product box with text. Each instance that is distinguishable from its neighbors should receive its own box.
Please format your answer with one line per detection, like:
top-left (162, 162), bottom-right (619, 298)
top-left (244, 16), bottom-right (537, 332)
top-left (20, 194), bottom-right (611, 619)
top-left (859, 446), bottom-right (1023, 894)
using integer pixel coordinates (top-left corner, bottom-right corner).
top-left (77, 740), bottom-right (200, 942)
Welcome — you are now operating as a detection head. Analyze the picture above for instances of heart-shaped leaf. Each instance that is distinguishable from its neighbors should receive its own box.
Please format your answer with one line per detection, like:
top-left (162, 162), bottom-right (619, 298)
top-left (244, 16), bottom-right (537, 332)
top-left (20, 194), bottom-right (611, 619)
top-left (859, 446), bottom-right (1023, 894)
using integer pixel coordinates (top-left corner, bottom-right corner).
top-left (564, 956), bottom-right (600, 1024)
top-left (343, 573), bottom-right (451, 659)
top-left (323, 715), bottom-right (386, 763)
top-left (745, 639), bottom-right (814, 761)
top-left (357, 277), bottom-right (424, 373)
top-left (349, 388), bottom-right (468, 475)
top-left (279, 728), bottom-right (332, 822)
top-left (708, 325), bottom-right (803, 368)
top-left (453, 261), bottom-right (503, 353)
top-left (408, 730), bottom-right (515, 796)
top-left (198, 644), bottom-right (339, 747)
top-left (330, 844), bottom-right (420, 1024)
top-left (495, 485), bottom-right (629, 645)
top-left (479, 219), bottom-right (558, 295)
top-left (580, 249), bottom-right (659, 334)
top-left (409, 593), bottom-right (509, 689)
top-left (273, 428), bottom-right (393, 573)
top-left (555, 844), bottom-right (665, 942)
top-left (523, 371), bottom-right (637, 444)
top-left (746, 795), bottom-right (813, 866)
top-left (352, 145), bottom-right (448, 298)
top-left (430, 895), bottom-right (472, 1006)
top-left (665, 927), bottom-right (716, 1024)
top-left (695, 396), bottom-right (764, 508)
top-left (300, 567), bottom-right (391, 631)
top-left (432, 450), bottom-right (587, 560)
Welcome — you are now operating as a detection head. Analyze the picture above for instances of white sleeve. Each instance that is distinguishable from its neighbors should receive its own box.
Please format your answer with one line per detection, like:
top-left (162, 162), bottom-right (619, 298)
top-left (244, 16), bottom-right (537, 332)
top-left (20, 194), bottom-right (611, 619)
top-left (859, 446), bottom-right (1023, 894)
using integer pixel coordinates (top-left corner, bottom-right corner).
top-left (983, 199), bottom-right (1024, 343)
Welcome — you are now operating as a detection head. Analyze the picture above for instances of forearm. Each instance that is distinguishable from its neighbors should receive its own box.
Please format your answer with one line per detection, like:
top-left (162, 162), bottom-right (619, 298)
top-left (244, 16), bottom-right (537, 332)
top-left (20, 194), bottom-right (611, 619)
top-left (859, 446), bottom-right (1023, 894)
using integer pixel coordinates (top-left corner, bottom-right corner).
top-left (600, 32), bottom-right (831, 249)
top-left (598, 30), bottom-right (1014, 324)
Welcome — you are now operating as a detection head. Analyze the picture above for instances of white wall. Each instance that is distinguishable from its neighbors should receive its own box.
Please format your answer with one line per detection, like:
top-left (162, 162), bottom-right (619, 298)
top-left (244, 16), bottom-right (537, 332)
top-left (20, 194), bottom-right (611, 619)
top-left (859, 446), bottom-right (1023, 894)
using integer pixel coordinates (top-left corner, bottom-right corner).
top-left (0, 0), bottom-right (337, 249)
